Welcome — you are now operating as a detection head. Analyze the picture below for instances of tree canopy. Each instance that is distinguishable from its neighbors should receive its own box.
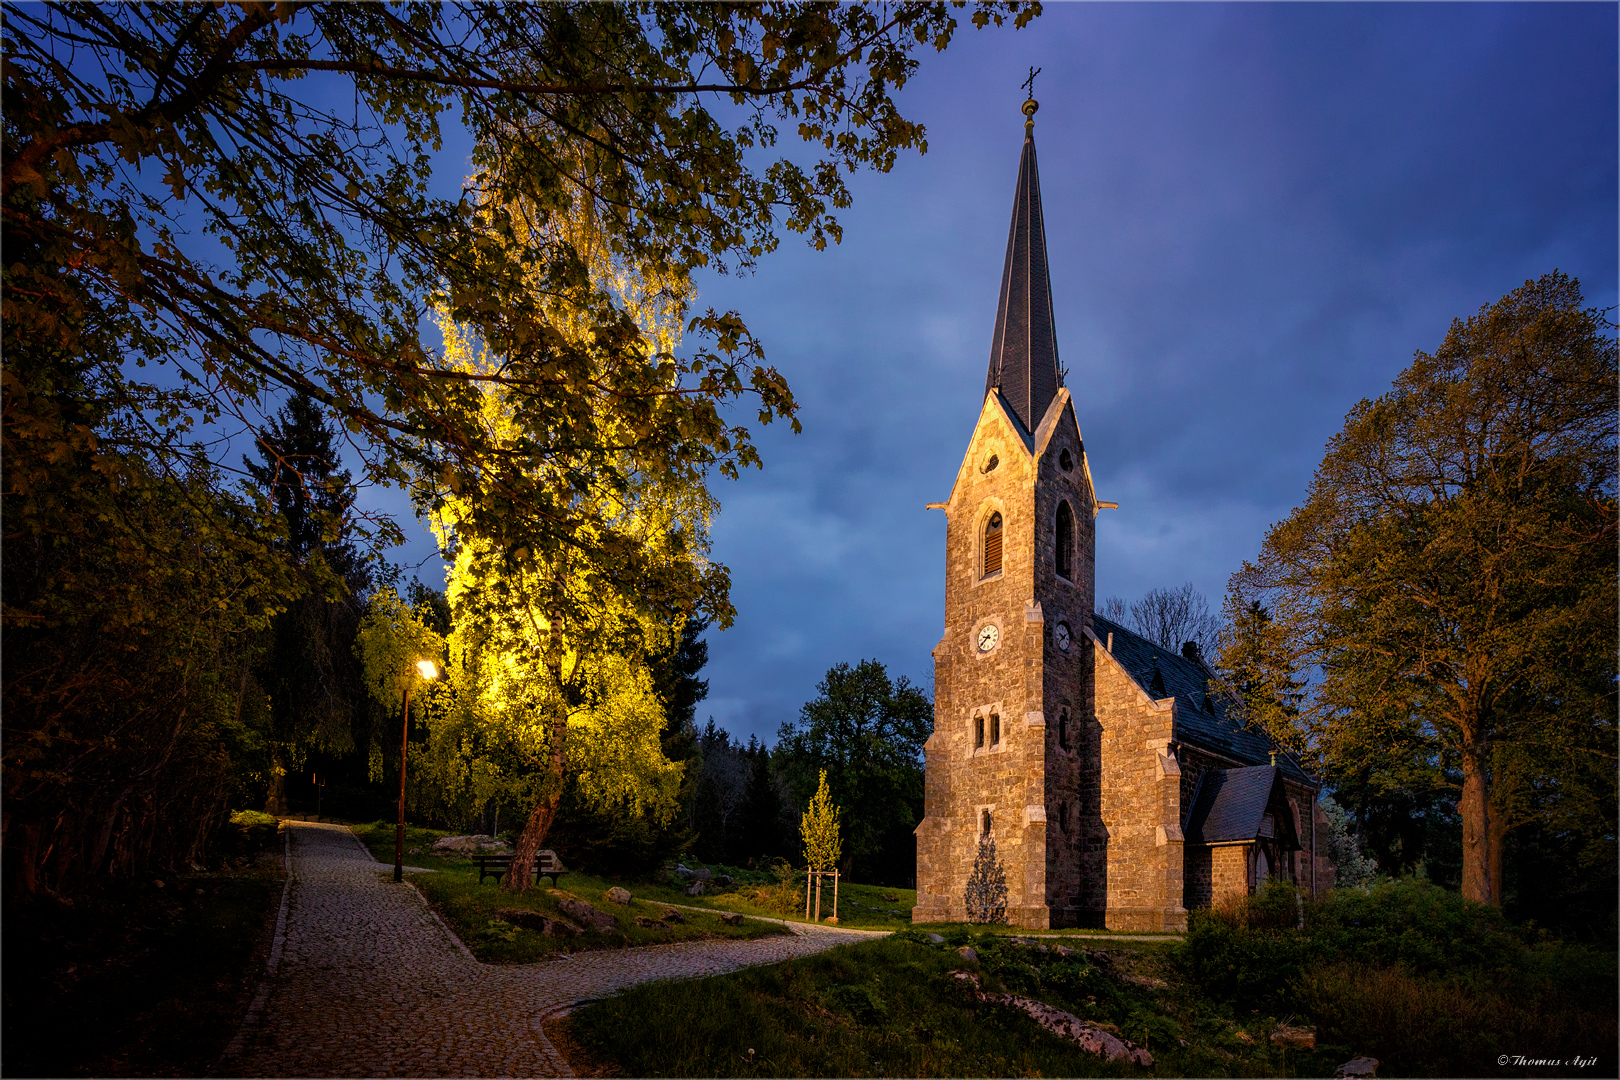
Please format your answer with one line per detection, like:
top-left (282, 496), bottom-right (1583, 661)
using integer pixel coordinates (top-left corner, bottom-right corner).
top-left (1222, 272), bottom-right (1617, 906)
top-left (778, 658), bottom-right (930, 883)
top-left (2, 1), bottom-right (1038, 893)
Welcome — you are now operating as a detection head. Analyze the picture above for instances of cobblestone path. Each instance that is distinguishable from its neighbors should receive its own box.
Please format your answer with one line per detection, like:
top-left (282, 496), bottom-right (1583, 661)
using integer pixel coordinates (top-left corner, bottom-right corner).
top-left (220, 821), bottom-right (881, 1078)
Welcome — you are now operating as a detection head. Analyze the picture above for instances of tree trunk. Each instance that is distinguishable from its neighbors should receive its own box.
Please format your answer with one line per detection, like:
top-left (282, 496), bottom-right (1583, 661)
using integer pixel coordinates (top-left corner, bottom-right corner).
top-left (1488, 804), bottom-right (1510, 909)
top-left (504, 790), bottom-right (562, 892)
top-left (1459, 743), bottom-right (1494, 905)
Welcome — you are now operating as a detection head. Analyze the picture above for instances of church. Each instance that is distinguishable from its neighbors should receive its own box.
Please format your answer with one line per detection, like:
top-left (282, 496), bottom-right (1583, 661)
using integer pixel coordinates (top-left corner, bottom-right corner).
top-left (912, 98), bottom-right (1333, 932)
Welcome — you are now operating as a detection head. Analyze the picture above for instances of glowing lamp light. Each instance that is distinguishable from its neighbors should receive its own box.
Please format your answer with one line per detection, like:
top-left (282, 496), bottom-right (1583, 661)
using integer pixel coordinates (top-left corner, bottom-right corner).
top-left (416, 659), bottom-right (439, 680)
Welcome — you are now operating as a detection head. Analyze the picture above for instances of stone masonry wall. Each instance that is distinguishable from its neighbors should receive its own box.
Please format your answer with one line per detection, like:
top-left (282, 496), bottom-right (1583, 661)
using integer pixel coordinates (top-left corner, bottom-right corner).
top-left (1092, 637), bottom-right (1186, 932)
top-left (1210, 844), bottom-right (1250, 906)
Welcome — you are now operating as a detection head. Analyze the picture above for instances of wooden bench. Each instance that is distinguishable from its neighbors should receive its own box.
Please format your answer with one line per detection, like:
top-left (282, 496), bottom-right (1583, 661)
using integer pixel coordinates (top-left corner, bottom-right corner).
top-left (472, 854), bottom-right (513, 886)
top-left (471, 850), bottom-right (567, 888)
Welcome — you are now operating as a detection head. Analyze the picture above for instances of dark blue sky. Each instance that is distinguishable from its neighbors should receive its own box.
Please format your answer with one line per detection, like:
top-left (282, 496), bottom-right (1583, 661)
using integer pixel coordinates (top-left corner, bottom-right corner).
top-left (382, 3), bottom-right (1617, 746)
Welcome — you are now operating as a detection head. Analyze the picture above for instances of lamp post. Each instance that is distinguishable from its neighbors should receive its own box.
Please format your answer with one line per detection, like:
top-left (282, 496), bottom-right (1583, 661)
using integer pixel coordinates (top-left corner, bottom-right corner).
top-left (395, 659), bottom-right (439, 883)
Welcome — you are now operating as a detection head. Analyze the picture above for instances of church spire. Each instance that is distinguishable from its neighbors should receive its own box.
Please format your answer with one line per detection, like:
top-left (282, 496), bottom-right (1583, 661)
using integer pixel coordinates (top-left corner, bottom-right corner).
top-left (984, 97), bottom-right (1062, 434)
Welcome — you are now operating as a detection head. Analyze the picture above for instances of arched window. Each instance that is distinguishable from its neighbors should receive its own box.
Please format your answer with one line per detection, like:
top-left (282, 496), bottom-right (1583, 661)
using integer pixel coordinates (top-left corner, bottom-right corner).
top-left (981, 809), bottom-right (993, 835)
top-left (984, 512), bottom-right (1003, 576)
top-left (974, 714), bottom-right (985, 750)
top-left (1055, 501), bottom-right (1074, 580)
top-left (989, 713), bottom-right (1001, 746)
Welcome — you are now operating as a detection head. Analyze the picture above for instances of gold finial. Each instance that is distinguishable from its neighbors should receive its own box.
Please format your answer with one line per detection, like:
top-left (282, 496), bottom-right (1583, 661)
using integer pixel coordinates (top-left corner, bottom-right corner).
top-left (1021, 66), bottom-right (1041, 130)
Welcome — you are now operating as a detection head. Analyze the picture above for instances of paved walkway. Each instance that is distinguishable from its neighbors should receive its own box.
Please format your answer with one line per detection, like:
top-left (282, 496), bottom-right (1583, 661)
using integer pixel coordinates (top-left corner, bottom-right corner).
top-left (219, 821), bottom-right (881, 1078)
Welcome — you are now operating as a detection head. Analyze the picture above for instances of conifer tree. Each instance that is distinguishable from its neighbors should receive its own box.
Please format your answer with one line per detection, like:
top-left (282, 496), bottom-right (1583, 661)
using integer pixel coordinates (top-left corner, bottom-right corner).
top-left (964, 835), bottom-right (1008, 924)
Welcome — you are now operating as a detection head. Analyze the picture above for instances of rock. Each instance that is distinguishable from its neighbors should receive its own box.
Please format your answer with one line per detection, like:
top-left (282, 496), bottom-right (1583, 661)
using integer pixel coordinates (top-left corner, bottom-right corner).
top-left (720, 912), bottom-right (745, 926)
top-left (957, 946), bottom-right (979, 963)
top-left (715, 874), bottom-right (734, 888)
top-left (550, 891), bottom-right (620, 934)
top-left (1334, 1057), bottom-right (1379, 1078)
top-left (673, 864), bottom-right (695, 878)
top-left (605, 886), bottom-right (632, 906)
top-left (1271, 1023), bottom-right (1316, 1049)
top-left (495, 908), bottom-right (578, 936)
top-left (823, 916), bottom-right (839, 924)
top-left (925, 933), bottom-right (946, 944)
top-left (685, 880), bottom-right (705, 896)
top-left (1053, 944), bottom-right (1074, 957)
top-left (954, 970), bottom-right (1152, 1067)
top-left (153, 880), bottom-right (165, 889)
top-left (660, 907), bottom-right (685, 923)
top-left (694, 867), bottom-right (713, 881)
top-left (431, 834), bottom-right (511, 855)
top-left (1123, 973), bottom-right (1169, 991)
top-left (881, 892), bottom-right (899, 902)
top-left (633, 916), bottom-right (669, 930)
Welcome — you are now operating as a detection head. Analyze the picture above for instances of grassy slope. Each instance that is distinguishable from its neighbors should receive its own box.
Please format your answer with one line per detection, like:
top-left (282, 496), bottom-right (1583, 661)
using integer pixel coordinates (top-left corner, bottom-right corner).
top-left (349, 822), bottom-right (788, 962)
top-left (572, 882), bottom-right (1620, 1079)
top-left (572, 931), bottom-right (1311, 1078)
top-left (1, 847), bottom-right (286, 1077)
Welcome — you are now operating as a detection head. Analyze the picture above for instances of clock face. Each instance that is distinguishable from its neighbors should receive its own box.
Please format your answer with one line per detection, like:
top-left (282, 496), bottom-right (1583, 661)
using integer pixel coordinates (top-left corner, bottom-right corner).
top-left (976, 624), bottom-right (1000, 653)
top-left (1054, 621), bottom-right (1071, 652)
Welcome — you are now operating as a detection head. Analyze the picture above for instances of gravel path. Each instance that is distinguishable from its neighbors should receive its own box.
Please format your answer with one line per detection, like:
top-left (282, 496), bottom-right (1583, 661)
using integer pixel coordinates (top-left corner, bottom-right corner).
top-left (219, 820), bottom-right (882, 1078)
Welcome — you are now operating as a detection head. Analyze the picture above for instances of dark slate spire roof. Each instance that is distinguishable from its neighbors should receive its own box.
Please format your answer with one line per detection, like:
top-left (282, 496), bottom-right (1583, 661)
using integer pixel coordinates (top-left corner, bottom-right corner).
top-left (985, 101), bottom-right (1062, 435)
top-left (1093, 614), bottom-right (1316, 788)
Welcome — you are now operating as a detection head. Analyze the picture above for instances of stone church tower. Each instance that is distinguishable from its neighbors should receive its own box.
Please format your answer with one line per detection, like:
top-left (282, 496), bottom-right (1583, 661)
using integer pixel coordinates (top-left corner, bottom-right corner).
top-left (912, 97), bottom-right (1111, 929)
top-left (913, 102), bottom-right (1327, 932)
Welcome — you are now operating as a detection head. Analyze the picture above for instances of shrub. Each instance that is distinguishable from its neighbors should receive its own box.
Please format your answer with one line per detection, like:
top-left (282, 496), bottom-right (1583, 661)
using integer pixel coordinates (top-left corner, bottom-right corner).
top-left (1298, 960), bottom-right (1617, 1077)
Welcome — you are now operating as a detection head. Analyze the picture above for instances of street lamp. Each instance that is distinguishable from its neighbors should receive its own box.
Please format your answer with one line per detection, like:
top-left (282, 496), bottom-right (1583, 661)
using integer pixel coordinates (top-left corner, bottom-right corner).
top-left (395, 658), bottom-right (440, 883)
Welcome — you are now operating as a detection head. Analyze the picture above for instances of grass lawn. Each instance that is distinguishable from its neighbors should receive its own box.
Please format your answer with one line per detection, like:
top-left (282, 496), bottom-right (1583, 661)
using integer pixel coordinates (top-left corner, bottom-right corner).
top-left (569, 880), bottom-right (1619, 1078)
top-left (630, 868), bottom-right (916, 931)
top-left (1, 838), bottom-right (286, 1077)
top-left (349, 822), bottom-right (790, 962)
top-left (571, 929), bottom-right (1311, 1078)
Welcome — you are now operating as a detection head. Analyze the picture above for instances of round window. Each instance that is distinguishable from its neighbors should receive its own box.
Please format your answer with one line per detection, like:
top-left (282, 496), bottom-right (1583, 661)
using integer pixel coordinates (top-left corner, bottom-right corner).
top-left (983, 453), bottom-right (999, 474)
top-left (1059, 447), bottom-right (1074, 472)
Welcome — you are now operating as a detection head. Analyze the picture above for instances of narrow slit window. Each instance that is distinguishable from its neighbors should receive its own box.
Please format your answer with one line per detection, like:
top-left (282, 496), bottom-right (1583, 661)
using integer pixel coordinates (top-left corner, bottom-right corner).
top-left (989, 713), bottom-right (1001, 746)
top-left (981, 809), bottom-right (993, 835)
top-left (1059, 802), bottom-right (1069, 834)
top-left (1056, 501), bottom-right (1074, 580)
top-left (1058, 708), bottom-right (1070, 752)
top-left (983, 512), bottom-right (1003, 576)
top-left (974, 714), bottom-right (984, 750)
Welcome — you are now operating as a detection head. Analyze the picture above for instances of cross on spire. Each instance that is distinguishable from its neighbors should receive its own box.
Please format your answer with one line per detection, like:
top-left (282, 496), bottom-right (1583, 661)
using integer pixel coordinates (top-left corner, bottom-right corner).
top-left (1021, 66), bottom-right (1041, 100)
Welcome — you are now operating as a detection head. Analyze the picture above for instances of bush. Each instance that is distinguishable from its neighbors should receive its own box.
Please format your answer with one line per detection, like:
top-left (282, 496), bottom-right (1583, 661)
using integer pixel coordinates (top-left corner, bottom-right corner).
top-left (1298, 960), bottom-right (1617, 1077)
top-left (218, 810), bottom-right (280, 858)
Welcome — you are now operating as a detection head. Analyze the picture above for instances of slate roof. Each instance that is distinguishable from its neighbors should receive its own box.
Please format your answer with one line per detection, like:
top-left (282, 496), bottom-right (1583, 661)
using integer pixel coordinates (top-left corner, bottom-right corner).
top-left (1183, 765), bottom-right (1297, 846)
top-left (1092, 614), bottom-right (1314, 787)
top-left (984, 111), bottom-right (1062, 436)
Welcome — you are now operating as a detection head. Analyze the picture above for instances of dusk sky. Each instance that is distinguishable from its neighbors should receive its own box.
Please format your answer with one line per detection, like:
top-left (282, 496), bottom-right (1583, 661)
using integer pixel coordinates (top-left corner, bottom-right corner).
top-left (385, 3), bottom-right (1617, 746)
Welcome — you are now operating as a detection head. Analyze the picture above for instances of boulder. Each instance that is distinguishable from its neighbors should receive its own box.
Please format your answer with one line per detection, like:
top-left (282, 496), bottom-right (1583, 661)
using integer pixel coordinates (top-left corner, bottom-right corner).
top-left (550, 891), bottom-right (620, 934)
top-left (685, 880), bottom-right (706, 896)
top-left (431, 834), bottom-right (511, 855)
top-left (956, 946), bottom-right (979, 963)
top-left (495, 908), bottom-right (578, 936)
top-left (605, 886), bottom-right (632, 906)
top-left (823, 916), bottom-right (839, 925)
top-left (694, 867), bottom-right (713, 881)
top-left (1053, 944), bottom-right (1074, 957)
top-left (660, 908), bottom-right (686, 923)
top-left (924, 933), bottom-right (946, 944)
top-left (720, 912), bottom-right (746, 926)
top-left (1334, 1057), bottom-right (1379, 1078)
top-left (953, 971), bottom-right (1152, 1067)
top-left (673, 864), bottom-right (695, 879)
top-left (715, 874), bottom-right (734, 888)
top-left (633, 916), bottom-right (670, 930)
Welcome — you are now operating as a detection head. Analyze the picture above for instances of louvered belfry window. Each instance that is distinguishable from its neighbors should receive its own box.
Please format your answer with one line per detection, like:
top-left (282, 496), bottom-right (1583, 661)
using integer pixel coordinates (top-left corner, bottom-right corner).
top-left (984, 512), bottom-right (1004, 576)
top-left (1056, 501), bottom-right (1074, 579)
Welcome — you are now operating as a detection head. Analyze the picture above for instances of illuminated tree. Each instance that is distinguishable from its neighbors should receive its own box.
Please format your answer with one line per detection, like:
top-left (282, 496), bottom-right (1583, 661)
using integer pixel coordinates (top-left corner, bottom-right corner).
top-left (800, 770), bottom-right (843, 874)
